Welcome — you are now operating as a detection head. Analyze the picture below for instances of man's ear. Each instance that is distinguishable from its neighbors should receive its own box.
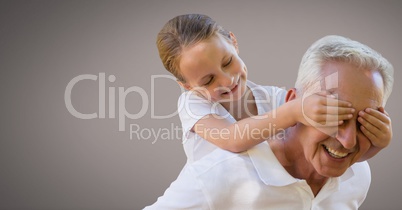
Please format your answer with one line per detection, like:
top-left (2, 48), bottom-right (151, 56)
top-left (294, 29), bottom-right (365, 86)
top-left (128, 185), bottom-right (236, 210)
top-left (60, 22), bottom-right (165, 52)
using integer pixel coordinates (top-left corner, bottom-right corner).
top-left (229, 32), bottom-right (239, 54)
top-left (177, 80), bottom-right (192, 91)
top-left (285, 88), bottom-right (298, 103)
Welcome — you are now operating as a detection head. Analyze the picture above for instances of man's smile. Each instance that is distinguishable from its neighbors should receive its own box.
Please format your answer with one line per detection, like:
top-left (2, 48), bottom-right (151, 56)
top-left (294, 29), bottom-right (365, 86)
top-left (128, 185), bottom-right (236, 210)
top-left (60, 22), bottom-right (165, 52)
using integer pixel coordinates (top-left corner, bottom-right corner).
top-left (323, 145), bottom-right (349, 159)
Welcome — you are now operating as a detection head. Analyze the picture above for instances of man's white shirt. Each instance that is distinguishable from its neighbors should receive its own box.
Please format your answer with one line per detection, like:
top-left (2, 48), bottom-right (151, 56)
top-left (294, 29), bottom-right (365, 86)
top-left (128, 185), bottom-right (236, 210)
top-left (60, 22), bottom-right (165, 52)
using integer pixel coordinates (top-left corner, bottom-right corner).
top-left (144, 141), bottom-right (371, 210)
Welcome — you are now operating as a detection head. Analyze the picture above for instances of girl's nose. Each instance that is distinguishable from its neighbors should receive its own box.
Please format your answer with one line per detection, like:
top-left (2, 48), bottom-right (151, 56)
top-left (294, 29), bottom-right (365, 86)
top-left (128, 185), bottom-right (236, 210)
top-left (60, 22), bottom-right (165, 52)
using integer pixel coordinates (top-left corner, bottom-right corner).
top-left (221, 73), bottom-right (234, 87)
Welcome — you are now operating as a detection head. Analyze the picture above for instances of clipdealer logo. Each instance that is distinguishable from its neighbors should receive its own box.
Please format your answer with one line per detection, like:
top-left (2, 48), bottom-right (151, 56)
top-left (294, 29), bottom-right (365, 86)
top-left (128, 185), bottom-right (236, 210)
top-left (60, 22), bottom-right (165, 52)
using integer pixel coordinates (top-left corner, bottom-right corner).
top-left (64, 72), bottom-right (340, 142)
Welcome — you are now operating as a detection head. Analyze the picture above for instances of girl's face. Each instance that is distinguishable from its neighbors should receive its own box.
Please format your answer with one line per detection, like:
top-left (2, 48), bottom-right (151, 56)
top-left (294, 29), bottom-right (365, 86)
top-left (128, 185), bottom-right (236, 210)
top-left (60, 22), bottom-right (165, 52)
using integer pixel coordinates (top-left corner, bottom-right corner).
top-left (177, 33), bottom-right (248, 103)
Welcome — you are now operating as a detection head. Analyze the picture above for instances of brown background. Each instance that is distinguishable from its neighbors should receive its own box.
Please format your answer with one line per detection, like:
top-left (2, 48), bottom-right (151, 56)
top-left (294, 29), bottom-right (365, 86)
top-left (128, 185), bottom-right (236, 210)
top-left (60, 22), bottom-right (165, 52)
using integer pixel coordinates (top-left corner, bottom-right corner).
top-left (0, 0), bottom-right (401, 209)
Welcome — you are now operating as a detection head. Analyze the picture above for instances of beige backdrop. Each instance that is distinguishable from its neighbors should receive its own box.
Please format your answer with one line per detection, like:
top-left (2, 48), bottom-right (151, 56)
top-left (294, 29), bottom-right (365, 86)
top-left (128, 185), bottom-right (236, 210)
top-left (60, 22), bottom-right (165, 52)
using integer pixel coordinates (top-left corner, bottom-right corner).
top-left (0, 0), bottom-right (401, 209)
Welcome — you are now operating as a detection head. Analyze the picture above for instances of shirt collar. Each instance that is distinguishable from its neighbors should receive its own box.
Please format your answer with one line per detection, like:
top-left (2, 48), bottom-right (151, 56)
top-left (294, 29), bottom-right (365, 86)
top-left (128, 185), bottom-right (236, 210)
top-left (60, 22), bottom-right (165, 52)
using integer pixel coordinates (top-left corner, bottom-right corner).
top-left (248, 142), bottom-right (298, 186)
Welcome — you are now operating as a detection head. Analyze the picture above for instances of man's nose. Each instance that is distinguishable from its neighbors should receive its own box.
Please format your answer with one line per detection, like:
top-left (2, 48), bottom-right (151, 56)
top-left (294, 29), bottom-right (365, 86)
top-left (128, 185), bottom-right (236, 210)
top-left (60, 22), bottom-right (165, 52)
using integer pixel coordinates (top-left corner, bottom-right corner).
top-left (335, 121), bottom-right (357, 150)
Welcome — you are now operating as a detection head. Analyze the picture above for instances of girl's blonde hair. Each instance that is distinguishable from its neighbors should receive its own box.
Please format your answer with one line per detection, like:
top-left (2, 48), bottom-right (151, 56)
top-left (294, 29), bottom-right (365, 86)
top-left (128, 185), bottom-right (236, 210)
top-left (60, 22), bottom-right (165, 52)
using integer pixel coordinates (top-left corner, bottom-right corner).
top-left (156, 14), bottom-right (231, 82)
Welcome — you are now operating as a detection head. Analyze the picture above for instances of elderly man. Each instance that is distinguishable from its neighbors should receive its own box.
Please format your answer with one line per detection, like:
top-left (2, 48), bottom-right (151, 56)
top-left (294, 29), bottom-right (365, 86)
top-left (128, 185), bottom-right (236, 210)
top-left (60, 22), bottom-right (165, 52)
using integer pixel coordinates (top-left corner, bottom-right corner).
top-left (144, 35), bottom-right (394, 209)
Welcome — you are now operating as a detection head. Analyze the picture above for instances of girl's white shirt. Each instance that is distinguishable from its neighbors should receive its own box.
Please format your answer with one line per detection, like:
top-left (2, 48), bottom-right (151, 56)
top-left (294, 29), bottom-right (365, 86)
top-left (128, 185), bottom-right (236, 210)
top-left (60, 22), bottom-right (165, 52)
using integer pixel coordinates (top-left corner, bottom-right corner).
top-left (177, 80), bottom-right (287, 163)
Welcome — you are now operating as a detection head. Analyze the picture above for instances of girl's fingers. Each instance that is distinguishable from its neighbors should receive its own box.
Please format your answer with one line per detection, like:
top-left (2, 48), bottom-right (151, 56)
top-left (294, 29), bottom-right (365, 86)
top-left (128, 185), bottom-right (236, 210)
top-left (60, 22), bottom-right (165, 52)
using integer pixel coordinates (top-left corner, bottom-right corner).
top-left (359, 111), bottom-right (388, 131)
top-left (325, 106), bottom-right (355, 115)
top-left (314, 120), bottom-right (343, 127)
top-left (378, 107), bottom-right (389, 116)
top-left (364, 108), bottom-right (391, 123)
top-left (322, 114), bottom-right (353, 122)
top-left (307, 113), bottom-right (351, 123)
top-left (325, 97), bottom-right (352, 107)
top-left (315, 90), bottom-right (333, 97)
top-left (358, 116), bottom-right (381, 138)
top-left (360, 125), bottom-right (378, 143)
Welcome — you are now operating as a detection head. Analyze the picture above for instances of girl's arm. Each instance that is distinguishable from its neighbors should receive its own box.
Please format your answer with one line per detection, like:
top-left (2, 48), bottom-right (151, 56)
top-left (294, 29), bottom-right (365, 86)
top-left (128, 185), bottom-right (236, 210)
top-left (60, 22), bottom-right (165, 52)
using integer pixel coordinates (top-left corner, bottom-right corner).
top-left (193, 93), bottom-right (354, 153)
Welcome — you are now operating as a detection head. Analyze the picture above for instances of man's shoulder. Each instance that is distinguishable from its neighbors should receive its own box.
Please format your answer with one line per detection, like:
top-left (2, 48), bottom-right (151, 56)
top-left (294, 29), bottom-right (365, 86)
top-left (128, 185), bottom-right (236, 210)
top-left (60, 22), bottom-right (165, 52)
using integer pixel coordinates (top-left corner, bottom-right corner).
top-left (349, 161), bottom-right (371, 180)
top-left (247, 80), bottom-right (287, 110)
top-left (187, 142), bottom-right (278, 182)
top-left (351, 161), bottom-right (370, 171)
top-left (247, 80), bottom-right (286, 94)
top-left (189, 148), bottom-right (249, 176)
top-left (340, 161), bottom-right (371, 187)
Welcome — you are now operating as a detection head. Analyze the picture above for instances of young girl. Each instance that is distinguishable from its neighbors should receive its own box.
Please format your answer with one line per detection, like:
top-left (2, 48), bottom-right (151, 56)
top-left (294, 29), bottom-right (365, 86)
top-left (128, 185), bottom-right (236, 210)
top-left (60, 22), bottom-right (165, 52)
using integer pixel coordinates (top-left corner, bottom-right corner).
top-left (156, 14), bottom-right (392, 162)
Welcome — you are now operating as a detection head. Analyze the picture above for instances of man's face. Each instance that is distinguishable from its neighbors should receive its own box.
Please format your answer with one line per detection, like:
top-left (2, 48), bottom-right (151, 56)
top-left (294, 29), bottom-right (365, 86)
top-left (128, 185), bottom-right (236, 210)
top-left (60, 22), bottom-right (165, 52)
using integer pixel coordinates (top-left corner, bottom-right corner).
top-left (296, 61), bottom-right (384, 177)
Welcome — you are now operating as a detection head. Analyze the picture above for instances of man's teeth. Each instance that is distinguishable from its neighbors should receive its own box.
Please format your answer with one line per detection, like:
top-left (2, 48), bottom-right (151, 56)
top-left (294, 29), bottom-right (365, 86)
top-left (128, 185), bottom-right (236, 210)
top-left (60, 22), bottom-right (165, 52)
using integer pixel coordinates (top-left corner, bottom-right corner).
top-left (324, 146), bottom-right (348, 158)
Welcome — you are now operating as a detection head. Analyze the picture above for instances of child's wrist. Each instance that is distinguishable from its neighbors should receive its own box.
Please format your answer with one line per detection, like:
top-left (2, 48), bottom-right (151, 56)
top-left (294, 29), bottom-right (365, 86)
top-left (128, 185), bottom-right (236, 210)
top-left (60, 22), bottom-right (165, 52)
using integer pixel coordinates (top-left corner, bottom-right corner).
top-left (287, 99), bottom-right (300, 124)
top-left (284, 99), bottom-right (300, 124)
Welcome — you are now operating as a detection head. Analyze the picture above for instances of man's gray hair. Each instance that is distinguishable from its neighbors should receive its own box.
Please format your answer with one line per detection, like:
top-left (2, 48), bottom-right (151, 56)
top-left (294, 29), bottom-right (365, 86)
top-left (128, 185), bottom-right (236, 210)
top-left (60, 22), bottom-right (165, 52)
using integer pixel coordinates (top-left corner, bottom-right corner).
top-left (295, 35), bottom-right (394, 106)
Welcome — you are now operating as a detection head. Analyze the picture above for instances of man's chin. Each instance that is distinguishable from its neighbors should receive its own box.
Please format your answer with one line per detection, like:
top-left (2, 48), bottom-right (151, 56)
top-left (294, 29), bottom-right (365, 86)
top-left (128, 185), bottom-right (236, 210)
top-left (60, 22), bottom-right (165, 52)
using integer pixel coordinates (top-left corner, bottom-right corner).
top-left (316, 167), bottom-right (348, 178)
top-left (313, 161), bottom-right (349, 178)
